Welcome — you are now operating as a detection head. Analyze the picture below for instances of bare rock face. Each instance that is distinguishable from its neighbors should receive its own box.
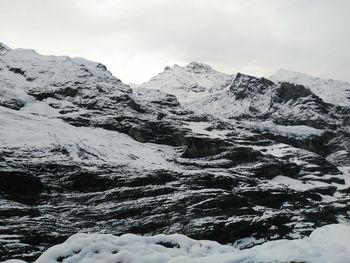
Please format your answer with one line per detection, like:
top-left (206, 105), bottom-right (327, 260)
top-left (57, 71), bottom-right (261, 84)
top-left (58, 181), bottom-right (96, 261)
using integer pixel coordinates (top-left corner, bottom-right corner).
top-left (1, 44), bottom-right (350, 262)
top-left (0, 98), bottom-right (25, 110)
top-left (229, 73), bottom-right (275, 100)
top-left (0, 170), bottom-right (43, 204)
top-left (274, 82), bottom-right (312, 103)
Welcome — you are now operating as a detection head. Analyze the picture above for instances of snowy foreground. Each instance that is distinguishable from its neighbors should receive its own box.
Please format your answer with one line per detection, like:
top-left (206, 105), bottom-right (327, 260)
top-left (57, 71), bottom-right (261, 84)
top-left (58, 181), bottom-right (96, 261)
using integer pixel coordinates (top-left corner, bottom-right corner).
top-left (5, 224), bottom-right (350, 263)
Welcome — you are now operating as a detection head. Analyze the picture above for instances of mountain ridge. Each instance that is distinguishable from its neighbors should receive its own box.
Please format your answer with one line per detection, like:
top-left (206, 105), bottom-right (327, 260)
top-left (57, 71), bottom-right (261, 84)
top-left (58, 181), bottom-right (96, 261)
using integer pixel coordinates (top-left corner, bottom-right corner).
top-left (135, 63), bottom-right (350, 107)
top-left (1, 43), bottom-right (350, 262)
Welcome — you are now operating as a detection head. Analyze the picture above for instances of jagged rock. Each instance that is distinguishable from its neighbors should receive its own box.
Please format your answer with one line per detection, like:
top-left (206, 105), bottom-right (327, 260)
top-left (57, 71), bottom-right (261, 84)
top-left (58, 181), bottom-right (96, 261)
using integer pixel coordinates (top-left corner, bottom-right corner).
top-left (274, 82), bottom-right (312, 103)
top-left (229, 73), bottom-right (275, 100)
top-left (0, 98), bottom-right (25, 110)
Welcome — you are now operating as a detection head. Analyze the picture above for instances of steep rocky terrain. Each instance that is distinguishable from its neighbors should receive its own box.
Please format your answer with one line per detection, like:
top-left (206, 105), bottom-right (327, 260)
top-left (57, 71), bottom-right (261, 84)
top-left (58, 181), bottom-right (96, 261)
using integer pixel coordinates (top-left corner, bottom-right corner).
top-left (1, 43), bottom-right (350, 262)
top-left (270, 68), bottom-right (350, 107)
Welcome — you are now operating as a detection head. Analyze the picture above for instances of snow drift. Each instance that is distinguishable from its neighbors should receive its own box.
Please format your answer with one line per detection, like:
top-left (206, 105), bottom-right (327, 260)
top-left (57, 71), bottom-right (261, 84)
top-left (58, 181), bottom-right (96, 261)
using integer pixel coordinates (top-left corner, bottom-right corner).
top-left (5, 224), bottom-right (350, 263)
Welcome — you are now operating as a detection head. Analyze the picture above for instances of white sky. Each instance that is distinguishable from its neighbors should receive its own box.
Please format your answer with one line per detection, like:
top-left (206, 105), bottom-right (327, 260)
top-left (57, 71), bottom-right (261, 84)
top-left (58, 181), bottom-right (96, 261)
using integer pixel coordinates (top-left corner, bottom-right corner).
top-left (0, 0), bottom-right (349, 84)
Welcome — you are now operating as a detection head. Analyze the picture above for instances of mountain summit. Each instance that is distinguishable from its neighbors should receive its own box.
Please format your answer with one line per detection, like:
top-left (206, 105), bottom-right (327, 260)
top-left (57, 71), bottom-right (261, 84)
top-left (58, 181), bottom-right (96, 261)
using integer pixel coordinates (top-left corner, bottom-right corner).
top-left (185, 61), bottom-right (215, 72)
top-left (136, 62), bottom-right (233, 103)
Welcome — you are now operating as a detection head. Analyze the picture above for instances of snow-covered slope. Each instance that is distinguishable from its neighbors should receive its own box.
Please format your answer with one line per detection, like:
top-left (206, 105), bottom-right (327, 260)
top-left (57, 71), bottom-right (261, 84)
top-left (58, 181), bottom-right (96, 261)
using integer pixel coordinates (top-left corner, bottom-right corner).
top-left (0, 106), bottom-right (175, 169)
top-left (0, 42), bottom-right (128, 111)
top-left (135, 62), bottom-right (233, 103)
top-left (270, 69), bottom-right (350, 107)
top-left (188, 72), bottom-right (349, 131)
top-left (137, 66), bottom-right (350, 133)
top-left (188, 73), bottom-right (275, 119)
top-left (1, 43), bottom-right (350, 262)
top-left (7, 224), bottom-right (350, 263)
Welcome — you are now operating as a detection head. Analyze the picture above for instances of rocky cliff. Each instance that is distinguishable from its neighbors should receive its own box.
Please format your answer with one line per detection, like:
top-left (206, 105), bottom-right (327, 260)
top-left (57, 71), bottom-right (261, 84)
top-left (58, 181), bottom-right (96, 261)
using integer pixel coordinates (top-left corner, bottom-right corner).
top-left (1, 43), bottom-right (350, 261)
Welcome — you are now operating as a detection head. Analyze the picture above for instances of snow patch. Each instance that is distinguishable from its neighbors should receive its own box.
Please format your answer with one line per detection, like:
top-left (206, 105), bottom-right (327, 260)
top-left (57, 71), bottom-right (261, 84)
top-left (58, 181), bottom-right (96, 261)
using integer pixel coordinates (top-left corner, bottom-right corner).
top-left (0, 106), bottom-right (176, 169)
top-left (270, 175), bottom-right (328, 191)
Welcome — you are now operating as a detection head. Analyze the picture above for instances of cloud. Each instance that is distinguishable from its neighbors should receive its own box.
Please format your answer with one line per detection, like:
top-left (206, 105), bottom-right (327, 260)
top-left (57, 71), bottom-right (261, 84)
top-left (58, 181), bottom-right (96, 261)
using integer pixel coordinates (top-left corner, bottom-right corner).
top-left (0, 0), bottom-right (349, 83)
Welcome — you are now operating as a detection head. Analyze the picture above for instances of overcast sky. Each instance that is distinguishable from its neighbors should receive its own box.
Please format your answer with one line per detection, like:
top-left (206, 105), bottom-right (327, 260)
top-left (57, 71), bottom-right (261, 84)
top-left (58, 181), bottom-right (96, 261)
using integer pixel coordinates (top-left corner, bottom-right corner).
top-left (0, 0), bottom-right (349, 83)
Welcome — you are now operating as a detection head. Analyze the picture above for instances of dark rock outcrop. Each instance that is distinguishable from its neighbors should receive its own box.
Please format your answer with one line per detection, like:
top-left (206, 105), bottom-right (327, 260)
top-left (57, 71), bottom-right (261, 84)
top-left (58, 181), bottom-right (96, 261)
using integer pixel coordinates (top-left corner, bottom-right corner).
top-left (274, 82), bottom-right (312, 103)
top-left (0, 170), bottom-right (43, 204)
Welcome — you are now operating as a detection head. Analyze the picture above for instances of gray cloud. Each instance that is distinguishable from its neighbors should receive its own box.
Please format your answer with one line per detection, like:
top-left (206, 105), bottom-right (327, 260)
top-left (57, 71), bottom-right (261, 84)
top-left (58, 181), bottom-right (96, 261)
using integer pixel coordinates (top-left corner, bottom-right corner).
top-left (0, 0), bottom-right (349, 83)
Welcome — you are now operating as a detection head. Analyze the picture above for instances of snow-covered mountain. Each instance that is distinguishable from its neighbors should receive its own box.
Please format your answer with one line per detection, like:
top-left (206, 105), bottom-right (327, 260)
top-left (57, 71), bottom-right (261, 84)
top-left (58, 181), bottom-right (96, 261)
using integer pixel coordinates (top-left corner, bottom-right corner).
top-left (135, 62), bottom-right (233, 103)
top-left (270, 69), bottom-right (350, 107)
top-left (136, 65), bottom-right (350, 128)
top-left (189, 73), bottom-right (349, 128)
top-left (1, 43), bottom-right (350, 262)
top-left (138, 65), bottom-right (350, 165)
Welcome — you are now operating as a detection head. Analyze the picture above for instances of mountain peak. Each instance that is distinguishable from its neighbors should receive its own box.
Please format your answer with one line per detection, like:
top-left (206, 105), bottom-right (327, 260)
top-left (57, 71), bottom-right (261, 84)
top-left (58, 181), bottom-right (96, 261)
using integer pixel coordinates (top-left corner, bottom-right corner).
top-left (185, 61), bottom-right (214, 73)
top-left (186, 61), bottom-right (212, 68)
top-left (162, 62), bottom-right (215, 74)
top-left (271, 68), bottom-right (311, 81)
top-left (136, 62), bottom-right (232, 103)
